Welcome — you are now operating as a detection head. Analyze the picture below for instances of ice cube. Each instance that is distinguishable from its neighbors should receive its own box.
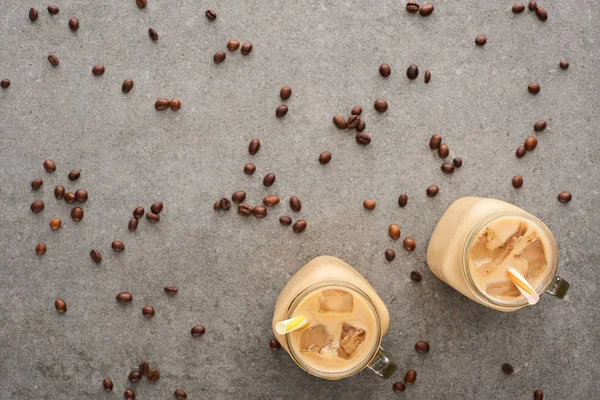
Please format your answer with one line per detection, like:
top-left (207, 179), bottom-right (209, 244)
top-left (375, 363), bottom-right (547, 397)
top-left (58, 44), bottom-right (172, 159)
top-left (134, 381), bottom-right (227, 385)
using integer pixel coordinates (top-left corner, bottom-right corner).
top-left (301, 324), bottom-right (332, 353)
top-left (486, 281), bottom-right (521, 298)
top-left (319, 289), bottom-right (353, 313)
top-left (337, 323), bottom-right (366, 359)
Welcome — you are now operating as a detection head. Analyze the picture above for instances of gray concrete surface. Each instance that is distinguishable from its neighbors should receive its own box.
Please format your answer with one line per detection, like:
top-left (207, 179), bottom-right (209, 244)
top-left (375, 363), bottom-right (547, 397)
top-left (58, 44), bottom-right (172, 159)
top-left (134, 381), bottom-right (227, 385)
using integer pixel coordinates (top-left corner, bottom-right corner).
top-left (1, 0), bottom-right (599, 398)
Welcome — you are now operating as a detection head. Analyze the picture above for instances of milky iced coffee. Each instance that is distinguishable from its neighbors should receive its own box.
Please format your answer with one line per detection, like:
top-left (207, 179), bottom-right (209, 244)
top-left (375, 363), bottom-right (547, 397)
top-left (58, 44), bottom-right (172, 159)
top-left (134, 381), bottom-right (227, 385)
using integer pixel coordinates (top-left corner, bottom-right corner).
top-left (427, 197), bottom-right (569, 311)
top-left (272, 256), bottom-right (396, 380)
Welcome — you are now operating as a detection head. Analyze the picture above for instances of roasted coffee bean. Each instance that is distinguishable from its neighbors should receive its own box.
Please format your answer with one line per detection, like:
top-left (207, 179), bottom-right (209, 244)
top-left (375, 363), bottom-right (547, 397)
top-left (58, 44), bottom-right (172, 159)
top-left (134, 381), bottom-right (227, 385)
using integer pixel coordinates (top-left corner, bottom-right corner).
top-left (438, 144), bottom-right (449, 158)
top-left (385, 249), bottom-right (395, 262)
top-left (512, 3), bottom-right (525, 13)
top-left (269, 338), bottom-right (281, 350)
top-left (31, 178), bottom-right (43, 190)
top-left (427, 185), bottom-right (439, 197)
top-left (528, 0), bottom-right (537, 10)
top-left (534, 390), bottom-right (544, 400)
top-left (138, 362), bottom-right (149, 376)
top-left (67, 170), bottom-right (80, 181)
top-left (112, 240), bottom-right (125, 252)
top-left (411, 270), bottom-right (422, 282)
top-left (389, 224), bottom-right (401, 240)
top-left (92, 64), bottom-right (105, 76)
top-left (227, 40), bottom-right (240, 51)
top-left (374, 98), bottom-right (388, 112)
top-left (263, 173), bottom-right (276, 187)
top-left (155, 98), bottom-right (170, 110)
top-left (238, 203), bottom-right (253, 216)
top-left (559, 60), bottom-right (569, 70)
top-left (52, 186), bottom-right (65, 200)
top-left (48, 54), bottom-right (60, 66)
top-left (122, 79), bottom-right (134, 93)
top-left (142, 305), bottom-right (155, 318)
top-left (49, 218), bottom-right (61, 230)
top-left (407, 64), bottom-right (419, 80)
top-left (534, 120), bottom-right (547, 132)
top-left (147, 369), bottom-right (160, 381)
top-left (232, 190), bottom-right (246, 203)
top-left (146, 212), bottom-right (160, 223)
top-left (403, 237), bottom-right (416, 251)
top-left (129, 371), bottom-right (142, 382)
top-left (379, 63), bottom-right (391, 77)
top-left (148, 28), bottom-right (158, 41)
top-left (293, 220), bottom-right (307, 233)
top-left (347, 115), bottom-right (360, 129)
top-left (175, 389), bottom-right (188, 399)
top-left (219, 198), bottom-right (231, 211)
top-left (290, 196), bottom-right (301, 212)
top-left (415, 341), bottom-right (430, 353)
top-left (406, 2), bottom-right (420, 13)
top-left (90, 249), bottom-right (102, 263)
top-left (356, 120), bottom-right (366, 132)
top-left (398, 194), bottom-right (408, 208)
top-left (48, 5), bottom-right (59, 14)
top-left (103, 378), bottom-right (113, 391)
top-left (75, 189), bottom-right (88, 202)
top-left (133, 207), bottom-right (144, 218)
top-left (363, 200), bottom-right (376, 210)
top-left (524, 136), bottom-right (537, 151)
top-left (405, 370), bottom-right (417, 384)
top-left (136, 0), bottom-right (147, 9)
top-left (558, 192), bottom-right (572, 203)
top-left (516, 146), bottom-right (527, 158)
top-left (279, 216), bottom-right (292, 225)
top-left (191, 324), bottom-right (206, 336)
top-left (333, 114), bottom-right (347, 129)
top-left (393, 382), bottom-right (406, 392)
top-left (429, 134), bottom-right (442, 149)
top-left (502, 363), bottom-right (514, 375)
top-left (36, 242), bottom-right (47, 255)
top-left (253, 206), bottom-right (267, 218)
top-left (0, 79), bottom-right (9, 89)
top-left (128, 217), bottom-right (138, 231)
top-left (170, 99), bottom-right (181, 111)
top-left (55, 298), bottom-right (67, 313)
top-left (213, 200), bottom-right (221, 211)
top-left (441, 163), bottom-right (455, 174)
top-left (64, 192), bottom-right (76, 203)
top-left (205, 9), bottom-right (217, 20)
top-left (356, 133), bottom-right (371, 145)
top-left (241, 42), bottom-right (253, 55)
top-left (71, 207), bottom-right (84, 221)
top-left (244, 163), bottom-right (256, 175)
top-left (29, 7), bottom-right (38, 21)
top-left (475, 35), bottom-right (487, 46)
top-left (248, 138), bottom-right (260, 154)
top-left (164, 286), bottom-right (178, 295)
top-left (512, 175), bottom-right (524, 188)
top-left (276, 105), bottom-right (288, 118)
top-left (528, 82), bottom-right (540, 94)
top-left (535, 6), bottom-right (547, 21)
top-left (424, 70), bottom-right (431, 83)
top-left (264, 195), bottom-right (280, 207)
top-left (420, 4), bottom-right (434, 16)
top-left (44, 160), bottom-right (56, 172)
top-left (213, 51), bottom-right (226, 64)
top-left (453, 158), bottom-right (463, 168)
top-left (116, 292), bottom-right (132, 302)
top-left (280, 86), bottom-right (292, 100)
top-left (68, 17), bottom-right (79, 31)
top-left (319, 151), bottom-right (332, 164)
top-left (30, 200), bottom-right (44, 213)
top-left (124, 389), bottom-right (135, 399)
top-left (150, 202), bottom-right (163, 214)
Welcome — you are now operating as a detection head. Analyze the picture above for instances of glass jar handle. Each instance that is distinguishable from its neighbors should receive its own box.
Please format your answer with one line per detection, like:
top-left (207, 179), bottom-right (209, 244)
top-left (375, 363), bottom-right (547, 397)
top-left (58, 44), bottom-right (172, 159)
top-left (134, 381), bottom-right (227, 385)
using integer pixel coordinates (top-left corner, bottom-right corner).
top-left (367, 346), bottom-right (397, 379)
top-left (545, 275), bottom-right (569, 299)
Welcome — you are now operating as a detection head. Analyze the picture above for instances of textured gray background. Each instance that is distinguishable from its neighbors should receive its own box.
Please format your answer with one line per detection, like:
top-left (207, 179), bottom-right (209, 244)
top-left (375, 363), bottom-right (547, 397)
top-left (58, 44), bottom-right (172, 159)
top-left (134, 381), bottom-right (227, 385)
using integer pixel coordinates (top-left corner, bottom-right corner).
top-left (1, 0), bottom-right (599, 399)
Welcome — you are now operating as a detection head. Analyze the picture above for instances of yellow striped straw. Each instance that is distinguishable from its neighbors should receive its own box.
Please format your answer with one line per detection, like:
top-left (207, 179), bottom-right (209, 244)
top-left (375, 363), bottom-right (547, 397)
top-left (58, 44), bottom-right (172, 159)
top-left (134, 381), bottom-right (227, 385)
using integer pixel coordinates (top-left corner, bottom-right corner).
top-left (275, 315), bottom-right (309, 335)
top-left (507, 267), bottom-right (540, 305)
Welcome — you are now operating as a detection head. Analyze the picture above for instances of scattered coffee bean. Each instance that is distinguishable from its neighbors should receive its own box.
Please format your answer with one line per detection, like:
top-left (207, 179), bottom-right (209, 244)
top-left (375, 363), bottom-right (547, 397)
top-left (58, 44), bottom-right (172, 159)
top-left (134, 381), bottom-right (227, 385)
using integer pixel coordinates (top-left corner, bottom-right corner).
top-left (241, 42), bottom-right (253, 55)
top-left (219, 198), bottom-right (231, 210)
top-left (379, 63), bottom-right (391, 77)
top-left (279, 216), bottom-right (292, 225)
top-left (122, 79), bottom-right (134, 93)
top-left (319, 151), bottom-right (332, 164)
top-left (150, 202), bottom-right (163, 214)
top-left (385, 249), bottom-right (395, 262)
top-left (244, 163), bottom-right (256, 174)
top-left (31, 178), bottom-right (43, 190)
top-left (238, 203), bottom-right (253, 216)
top-left (524, 136), bottom-right (538, 151)
top-left (427, 185), bottom-right (439, 197)
top-left (124, 389), bottom-right (135, 399)
top-left (116, 292), bottom-right (133, 302)
top-left (374, 98), bottom-right (388, 112)
top-left (129, 371), bottom-right (142, 382)
top-left (263, 173), bottom-right (276, 187)
top-left (55, 298), bottom-right (67, 313)
top-left (139, 362), bottom-right (150, 376)
top-left (67, 170), bottom-right (80, 181)
top-left (558, 192), bottom-right (572, 203)
top-left (351, 106), bottom-right (363, 116)
top-left (333, 114), bottom-right (347, 129)
top-left (356, 120), bottom-right (366, 132)
top-left (406, 2), bottom-right (420, 13)
top-left (47, 5), bottom-right (59, 15)
top-left (142, 305), bottom-right (155, 318)
top-left (393, 382), bottom-right (406, 392)
top-left (512, 176), bottom-right (524, 189)
top-left (276, 105), bottom-right (288, 118)
top-left (31, 200), bottom-right (44, 213)
top-left (29, 7), bottom-right (38, 21)
top-left (205, 9), bottom-right (217, 20)
top-left (75, 189), bottom-right (88, 202)
top-left (71, 207), bottom-right (84, 221)
top-left (289, 196), bottom-right (301, 212)
top-left (269, 339), bottom-right (281, 350)
top-left (559, 60), bottom-right (569, 70)
top-left (136, 0), bottom-right (147, 9)
top-left (191, 324), bottom-right (206, 336)
top-left (44, 160), bottom-right (56, 172)
top-left (36, 242), bottom-right (47, 255)
top-left (170, 99), bottom-right (181, 111)
top-left (356, 133), bottom-right (371, 145)
top-left (0, 79), bottom-right (9, 89)
top-left (407, 64), bottom-right (419, 80)
top-left (293, 220), bottom-right (307, 233)
top-left (475, 35), bottom-right (487, 46)
top-left (103, 378), bottom-right (113, 391)
top-left (415, 341), bottom-right (430, 353)
top-left (534, 390), bottom-right (544, 400)
top-left (52, 186), bottom-right (65, 199)
top-left (528, 82), bottom-right (540, 94)
top-left (347, 115), bottom-right (360, 129)
top-left (404, 369), bottom-right (417, 384)
top-left (49, 218), bottom-right (61, 230)
top-left (146, 212), bottom-right (159, 223)
top-left (389, 224), bottom-right (401, 240)
top-left (249, 138), bottom-right (261, 154)
top-left (502, 363), bottom-right (514, 375)
top-left (92, 64), bottom-right (105, 76)
top-left (164, 286), bottom-right (178, 295)
top-left (232, 191), bottom-right (246, 203)
top-left (264, 195), bottom-right (280, 207)
top-left (420, 4), bottom-right (434, 16)
top-left (90, 249), bottom-right (102, 263)
top-left (424, 70), bottom-right (431, 83)
top-left (227, 40), bottom-right (240, 51)
top-left (534, 120), bottom-right (546, 132)
top-left (429, 134), bottom-right (442, 150)
top-left (453, 158), bottom-right (463, 168)
top-left (147, 369), bottom-right (160, 382)
top-left (148, 28), bottom-right (158, 41)
top-left (64, 192), bottom-right (76, 203)
top-left (516, 146), bottom-right (527, 158)
top-left (214, 51), bottom-right (226, 64)
top-left (363, 200), bottom-right (376, 210)
top-left (528, 0), bottom-right (537, 10)
top-left (68, 17), bottom-right (79, 31)
top-left (438, 144), bottom-right (449, 158)
top-left (133, 207), bottom-right (144, 218)
top-left (411, 270), bottom-right (422, 282)
top-left (535, 6), bottom-right (547, 21)
top-left (175, 389), bottom-right (187, 399)
top-left (253, 206), bottom-right (267, 218)
top-left (280, 86), bottom-right (292, 100)
top-left (155, 98), bottom-right (170, 110)
top-left (403, 237), bottom-right (416, 251)
top-left (512, 3), bottom-right (525, 13)
top-left (441, 163), bottom-right (455, 174)
top-left (112, 240), bottom-right (125, 252)
top-left (398, 194), bottom-right (408, 208)
top-left (128, 217), bottom-right (138, 231)
top-left (48, 54), bottom-right (60, 66)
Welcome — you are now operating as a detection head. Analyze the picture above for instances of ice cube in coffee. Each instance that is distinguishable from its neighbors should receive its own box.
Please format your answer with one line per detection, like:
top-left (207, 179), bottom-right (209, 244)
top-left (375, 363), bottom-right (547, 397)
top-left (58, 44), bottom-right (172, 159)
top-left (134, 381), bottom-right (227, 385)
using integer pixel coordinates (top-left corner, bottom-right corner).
top-left (319, 289), bottom-right (353, 313)
top-left (338, 323), bottom-right (366, 359)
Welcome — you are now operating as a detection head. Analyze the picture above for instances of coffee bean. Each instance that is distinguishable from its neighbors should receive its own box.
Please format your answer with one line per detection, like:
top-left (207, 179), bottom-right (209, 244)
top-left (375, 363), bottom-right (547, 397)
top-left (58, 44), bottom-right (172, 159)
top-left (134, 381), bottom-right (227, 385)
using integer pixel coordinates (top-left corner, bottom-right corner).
top-left (241, 43), bottom-right (253, 55)
top-left (280, 86), bottom-right (292, 100)
top-left (124, 389), bottom-right (135, 399)
top-left (407, 64), bottom-right (419, 80)
top-left (248, 138), bottom-right (260, 154)
top-left (29, 7), bottom-right (38, 21)
top-left (90, 249), bottom-right (102, 263)
top-left (75, 189), bottom-right (88, 202)
top-left (558, 192), bottom-right (572, 203)
top-left (67, 170), bottom-right (80, 181)
top-left (146, 212), bottom-right (159, 223)
top-left (116, 292), bottom-right (132, 302)
top-left (136, 0), bottom-right (147, 9)
top-left (398, 194), bottom-right (408, 208)
top-left (232, 191), bottom-right (246, 203)
top-left (379, 63), bottom-right (391, 77)
top-left (415, 341), bottom-right (430, 353)
top-left (36, 242), bottom-right (47, 255)
top-left (534, 390), bottom-right (544, 400)
top-left (333, 114), bottom-right (347, 129)
top-left (191, 324), bottom-right (206, 336)
top-left (374, 99), bottom-right (388, 112)
top-left (363, 200), bottom-right (376, 210)
top-left (279, 216), bottom-right (292, 225)
top-left (129, 371), bottom-right (142, 382)
top-left (356, 133), bottom-right (371, 145)
top-left (213, 51), bottom-right (226, 64)
top-left (103, 378), bottom-right (113, 391)
top-left (534, 120), bottom-right (546, 132)
top-left (219, 198), bottom-right (231, 211)
top-left (502, 363), bottom-right (514, 375)
top-left (516, 146), bottom-right (527, 158)
top-left (512, 3), bottom-right (525, 13)
top-left (559, 60), bottom-right (569, 70)
top-left (263, 173), bottom-right (276, 187)
top-left (133, 207), bottom-right (144, 218)
top-left (524, 136), bottom-right (537, 151)
top-left (122, 79), bottom-right (134, 93)
top-left (349, 106), bottom-right (362, 116)
top-left (150, 202), bottom-right (163, 214)
top-left (528, 0), bottom-right (537, 10)
top-left (155, 98), bottom-right (169, 110)
top-left (347, 115), bottom-right (360, 129)
top-left (112, 240), bottom-right (125, 252)
top-left (269, 339), bottom-right (281, 350)
top-left (238, 203), bottom-right (253, 216)
top-left (170, 99), bottom-right (181, 111)
top-left (475, 35), bottom-right (487, 46)
top-left (164, 286), bottom-right (178, 295)
top-left (264, 195), bottom-right (280, 207)
top-left (92, 64), bottom-right (105, 76)
top-left (453, 158), bottom-right (463, 168)
top-left (48, 5), bottom-right (59, 15)
top-left (227, 40), bottom-right (240, 51)
top-left (147, 369), bottom-right (160, 382)
top-left (441, 163), bottom-right (455, 174)
top-left (411, 270), bottom-right (422, 283)
top-left (405, 369), bottom-right (417, 384)
top-left (403, 237), bottom-right (416, 251)
top-left (205, 9), bottom-right (217, 20)
top-left (393, 382), bottom-right (406, 392)
top-left (244, 163), bottom-right (256, 175)
top-left (528, 82), bottom-right (540, 94)
top-left (31, 178), bottom-right (43, 190)
top-left (51, 187), bottom-right (64, 201)
top-left (438, 144), bottom-right (449, 158)
top-left (142, 305), bottom-right (155, 318)
top-left (406, 2), bottom-right (420, 13)
top-left (429, 134), bottom-right (442, 149)
top-left (49, 218), bottom-right (61, 230)
top-left (31, 200), bottom-right (44, 213)
top-left (68, 17), bottom-right (79, 31)
top-left (55, 298), bottom-right (67, 313)
top-left (0, 79), bottom-right (9, 89)
top-left (293, 220), bottom-right (307, 233)
top-left (64, 192), bottom-right (76, 203)
top-left (253, 206), bottom-right (267, 218)
top-left (71, 207), bottom-right (84, 221)
top-left (319, 151), bottom-right (332, 164)
top-left (128, 217), bottom-right (138, 231)
top-left (356, 120), bottom-right (366, 132)
top-left (175, 389), bottom-right (188, 399)
top-left (535, 6), bottom-right (547, 21)
top-left (48, 54), bottom-right (60, 66)
top-left (389, 224), bottom-right (400, 240)
top-left (385, 249), bottom-right (395, 262)
top-left (290, 196), bottom-right (301, 212)
top-left (276, 105), bottom-right (288, 118)
top-left (44, 160), bottom-right (56, 172)
top-left (148, 28), bottom-right (158, 41)
top-left (426, 185), bottom-right (439, 197)
top-left (424, 70), bottom-right (431, 83)
top-left (420, 4), bottom-right (434, 16)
